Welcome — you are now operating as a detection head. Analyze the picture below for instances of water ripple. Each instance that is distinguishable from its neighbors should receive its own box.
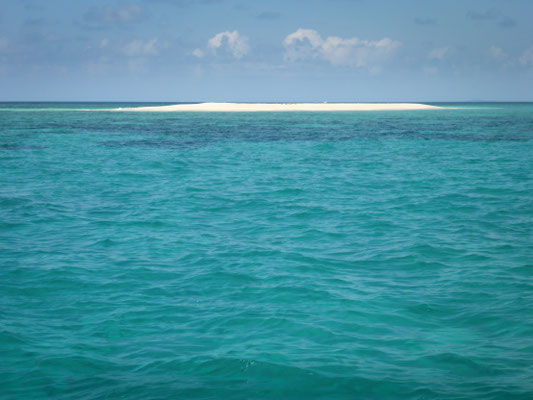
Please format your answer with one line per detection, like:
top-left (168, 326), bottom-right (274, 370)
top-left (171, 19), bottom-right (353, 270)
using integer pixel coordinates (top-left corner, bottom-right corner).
top-left (1, 103), bottom-right (532, 399)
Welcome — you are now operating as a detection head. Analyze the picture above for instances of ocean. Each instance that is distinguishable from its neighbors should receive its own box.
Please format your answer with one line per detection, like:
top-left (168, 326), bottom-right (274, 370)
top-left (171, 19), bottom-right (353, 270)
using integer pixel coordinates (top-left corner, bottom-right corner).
top-left (1, 103), bottom-right (532, 399)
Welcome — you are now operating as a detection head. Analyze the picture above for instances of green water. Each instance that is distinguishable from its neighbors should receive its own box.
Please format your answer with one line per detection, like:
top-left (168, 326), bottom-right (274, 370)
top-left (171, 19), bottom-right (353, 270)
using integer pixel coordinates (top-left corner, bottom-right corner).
top-left (1, 103), bottom-right (532, 399)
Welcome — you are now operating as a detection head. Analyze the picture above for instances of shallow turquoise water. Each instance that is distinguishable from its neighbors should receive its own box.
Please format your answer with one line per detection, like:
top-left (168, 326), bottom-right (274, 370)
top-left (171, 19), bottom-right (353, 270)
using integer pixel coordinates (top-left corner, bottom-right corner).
top-left (1, 103), bottom-right (532, 399)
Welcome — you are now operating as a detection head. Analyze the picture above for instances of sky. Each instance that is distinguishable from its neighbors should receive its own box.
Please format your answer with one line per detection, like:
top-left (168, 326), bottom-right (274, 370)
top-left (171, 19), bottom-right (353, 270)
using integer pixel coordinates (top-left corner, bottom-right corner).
top-left (1, 0), bottom-right (532, 102)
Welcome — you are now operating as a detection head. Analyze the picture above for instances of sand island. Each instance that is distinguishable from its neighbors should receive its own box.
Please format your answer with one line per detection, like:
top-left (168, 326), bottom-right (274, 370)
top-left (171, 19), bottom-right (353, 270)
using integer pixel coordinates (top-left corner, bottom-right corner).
top-left (114, 102), bottom-right (442, 112)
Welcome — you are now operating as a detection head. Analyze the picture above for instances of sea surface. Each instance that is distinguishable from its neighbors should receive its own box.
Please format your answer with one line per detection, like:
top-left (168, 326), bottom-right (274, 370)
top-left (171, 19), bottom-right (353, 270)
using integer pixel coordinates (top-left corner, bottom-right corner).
top-left (1, 103), bottom-right (532, 399)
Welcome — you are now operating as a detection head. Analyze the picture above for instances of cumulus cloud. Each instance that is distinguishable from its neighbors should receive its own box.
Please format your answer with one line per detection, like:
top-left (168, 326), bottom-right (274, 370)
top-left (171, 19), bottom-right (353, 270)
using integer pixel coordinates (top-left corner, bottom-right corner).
top-left (428, 46), bottom-right (453, 60)
top-left (520, 47), bottom-right (533, 67)
top-left (123, 38), bottom-right (159, 56)
top-left (192, 48), bottom-right (204, 58)
top-left (283, 28), bottom-right (401, 71)
top-left (205, 30), bottom-right (249, 59)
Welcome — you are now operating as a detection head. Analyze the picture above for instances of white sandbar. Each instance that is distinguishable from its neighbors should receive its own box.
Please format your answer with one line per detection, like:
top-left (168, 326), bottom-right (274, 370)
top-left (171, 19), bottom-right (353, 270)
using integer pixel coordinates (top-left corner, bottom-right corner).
top-left (114, 102), bottom-right (442, 112)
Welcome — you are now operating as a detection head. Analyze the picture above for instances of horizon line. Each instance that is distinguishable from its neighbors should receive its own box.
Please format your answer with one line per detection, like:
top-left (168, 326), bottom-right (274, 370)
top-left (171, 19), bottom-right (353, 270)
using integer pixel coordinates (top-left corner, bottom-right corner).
top-left (1, 100), bottom-right (533, 104)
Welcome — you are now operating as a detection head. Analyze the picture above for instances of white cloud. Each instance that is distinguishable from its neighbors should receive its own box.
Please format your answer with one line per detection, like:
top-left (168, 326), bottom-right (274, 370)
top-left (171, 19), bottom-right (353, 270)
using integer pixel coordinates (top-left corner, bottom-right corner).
top-left (282, 28), bottom-right (401, 70)
top-left (100, 38), bottom-right (109, 48)
top-left (207, 30), bottom-right (249, 59)
top-left (192, 48), bottom-right (204, 58)
top-left (489, 45), bottom-right (507, 60)
top-left (284, 29), bottom-right (323, 51)
top-left (283, 29), bottom-right (323, 62)
top-left (428, 46), bottom-right (453, 60)
top-left (519, 47), bottom-right (533, 66)
top-left (123, 38), bottom-right (159, 57)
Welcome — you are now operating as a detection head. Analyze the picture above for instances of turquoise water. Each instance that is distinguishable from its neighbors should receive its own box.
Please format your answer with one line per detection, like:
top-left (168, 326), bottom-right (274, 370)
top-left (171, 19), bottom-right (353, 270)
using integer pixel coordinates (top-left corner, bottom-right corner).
top-left (1, 103), bottom-right (532, 399)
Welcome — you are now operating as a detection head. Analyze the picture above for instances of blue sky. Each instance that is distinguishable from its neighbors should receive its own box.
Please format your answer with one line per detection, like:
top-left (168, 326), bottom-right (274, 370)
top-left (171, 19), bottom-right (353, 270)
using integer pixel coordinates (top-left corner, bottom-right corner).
top-left (1, 0), bottom-right (532, 101)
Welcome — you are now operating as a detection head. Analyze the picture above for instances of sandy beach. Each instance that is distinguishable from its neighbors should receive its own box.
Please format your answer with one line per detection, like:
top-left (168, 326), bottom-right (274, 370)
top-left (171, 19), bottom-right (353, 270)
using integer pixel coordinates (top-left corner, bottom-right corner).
top-left (115, 102), bottom-right (442, 112)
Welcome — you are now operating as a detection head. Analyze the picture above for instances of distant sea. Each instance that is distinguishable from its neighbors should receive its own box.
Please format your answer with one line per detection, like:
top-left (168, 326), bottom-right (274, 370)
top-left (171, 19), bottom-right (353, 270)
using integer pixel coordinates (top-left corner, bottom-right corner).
top-left (1, 103), bottom-right (532, 399)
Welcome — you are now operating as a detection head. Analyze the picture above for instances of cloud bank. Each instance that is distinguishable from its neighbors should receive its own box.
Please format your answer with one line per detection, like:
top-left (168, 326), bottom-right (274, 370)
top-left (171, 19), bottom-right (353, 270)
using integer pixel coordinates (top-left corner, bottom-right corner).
top-left (283, 28), bottom-right (401, 71)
